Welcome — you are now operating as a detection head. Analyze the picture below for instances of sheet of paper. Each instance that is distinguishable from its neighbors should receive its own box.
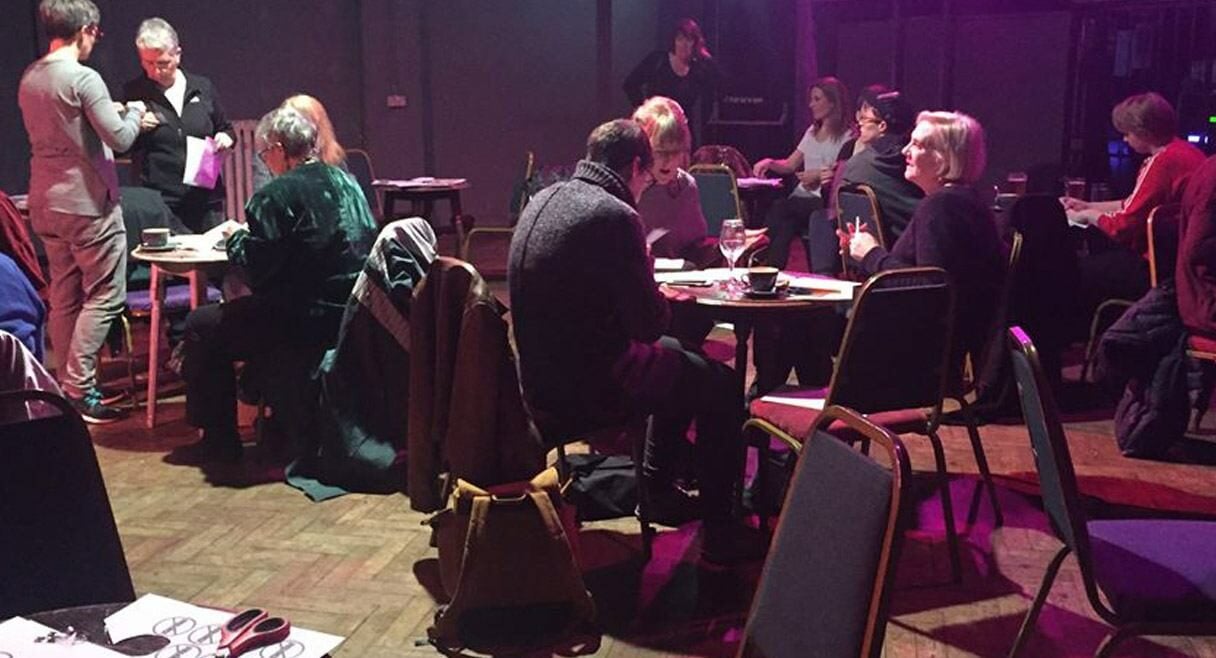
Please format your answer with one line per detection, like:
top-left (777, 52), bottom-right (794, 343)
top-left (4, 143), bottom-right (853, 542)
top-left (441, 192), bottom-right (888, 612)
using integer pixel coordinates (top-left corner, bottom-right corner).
top-left (0, 616), bottom-right (128, 657)
top-left (653, 257), bottom-right (686, 272)
top-left (645, 227), bottom-right (670, 247)
top-left (105, 593), bottom-right (343, 658)
top-left (183, 136), bottom-right (221, 189)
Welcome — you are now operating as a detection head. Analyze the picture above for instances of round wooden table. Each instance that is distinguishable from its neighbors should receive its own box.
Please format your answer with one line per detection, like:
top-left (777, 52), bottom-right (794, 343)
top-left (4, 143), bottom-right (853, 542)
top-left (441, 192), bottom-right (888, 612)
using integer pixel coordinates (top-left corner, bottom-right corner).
top-left (130, 234), bottom-right (228, 428)
top-left (656, 268), bottom-right (858, 395)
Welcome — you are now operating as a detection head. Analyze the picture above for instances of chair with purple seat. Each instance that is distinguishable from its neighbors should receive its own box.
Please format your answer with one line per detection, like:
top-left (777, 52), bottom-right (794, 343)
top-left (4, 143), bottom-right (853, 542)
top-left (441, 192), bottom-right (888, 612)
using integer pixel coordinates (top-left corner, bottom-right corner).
top-left (1007, 326), bottom-right (1216, 657)
top-left (745, 267), bottom-right (1004, 584)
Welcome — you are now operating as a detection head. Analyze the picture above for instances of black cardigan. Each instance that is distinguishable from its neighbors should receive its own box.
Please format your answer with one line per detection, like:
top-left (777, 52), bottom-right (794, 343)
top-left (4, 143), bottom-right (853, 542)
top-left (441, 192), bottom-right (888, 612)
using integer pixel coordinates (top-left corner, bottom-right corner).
top-left (859, 184), bottom-right (1004, 374)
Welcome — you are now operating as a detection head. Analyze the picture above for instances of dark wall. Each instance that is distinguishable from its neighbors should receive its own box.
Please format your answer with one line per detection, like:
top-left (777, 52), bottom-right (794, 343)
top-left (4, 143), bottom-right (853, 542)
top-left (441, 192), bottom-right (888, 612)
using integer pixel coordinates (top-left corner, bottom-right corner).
top-left (832, 11), bottom-right (1071, 191)
top-left (0, 2), bottom-right (39, 194)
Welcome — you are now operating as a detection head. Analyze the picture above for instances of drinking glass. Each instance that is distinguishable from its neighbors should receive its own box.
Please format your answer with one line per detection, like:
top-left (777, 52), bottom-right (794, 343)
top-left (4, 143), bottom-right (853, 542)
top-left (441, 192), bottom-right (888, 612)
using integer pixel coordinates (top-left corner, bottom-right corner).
top-left (719, 218), bottom-right (746, 291)
top-left (1065, 177), bottom-right (1087, 201)
top-left (1007, 171), bottom-right (1028, 195)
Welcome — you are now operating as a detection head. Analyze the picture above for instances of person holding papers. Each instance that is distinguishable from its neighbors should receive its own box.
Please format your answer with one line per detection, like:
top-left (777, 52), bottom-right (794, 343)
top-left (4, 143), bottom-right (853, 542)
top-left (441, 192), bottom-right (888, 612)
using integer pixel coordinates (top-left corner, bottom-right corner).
top-left (122, 17), bottom-right (233, 233)
top-left (180, 107), bottom-right (376, 461)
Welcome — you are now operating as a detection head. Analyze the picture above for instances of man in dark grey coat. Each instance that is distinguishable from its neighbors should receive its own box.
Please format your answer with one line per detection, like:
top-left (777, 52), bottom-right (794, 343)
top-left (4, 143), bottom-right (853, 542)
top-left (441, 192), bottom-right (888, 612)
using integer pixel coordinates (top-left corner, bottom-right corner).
top-left (509, 119), bottom-right (760, 564)
top-left (839, 88), bottom-right (923, 245)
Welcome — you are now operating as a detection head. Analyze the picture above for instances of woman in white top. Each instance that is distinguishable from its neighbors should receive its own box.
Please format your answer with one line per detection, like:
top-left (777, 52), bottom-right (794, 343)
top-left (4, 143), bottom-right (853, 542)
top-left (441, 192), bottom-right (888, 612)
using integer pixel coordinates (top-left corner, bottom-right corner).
top-left (752, 77), bottom-right (854, 269)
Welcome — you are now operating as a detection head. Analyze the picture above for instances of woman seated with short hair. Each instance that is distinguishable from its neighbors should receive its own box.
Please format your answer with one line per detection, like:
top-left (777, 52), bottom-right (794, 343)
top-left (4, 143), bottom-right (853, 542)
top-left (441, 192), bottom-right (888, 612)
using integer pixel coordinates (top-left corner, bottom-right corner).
top-left (848, 110), bottom-right (1004, 375)
top-left (632, 96), bottom-right (707, 260)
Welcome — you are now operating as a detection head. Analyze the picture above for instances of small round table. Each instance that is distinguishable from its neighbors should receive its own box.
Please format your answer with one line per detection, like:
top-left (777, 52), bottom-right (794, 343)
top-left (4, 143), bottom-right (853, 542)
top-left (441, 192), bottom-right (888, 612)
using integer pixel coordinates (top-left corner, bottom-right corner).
top-left (656, 268), bottom-right (858, 395)
top-left (130, 234), bottom-right (228, 428)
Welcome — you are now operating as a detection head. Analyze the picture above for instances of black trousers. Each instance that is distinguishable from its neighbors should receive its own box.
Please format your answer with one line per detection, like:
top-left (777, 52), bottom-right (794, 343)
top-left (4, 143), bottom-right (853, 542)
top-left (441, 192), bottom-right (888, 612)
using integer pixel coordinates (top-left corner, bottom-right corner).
top-left (614, 336), bottom-right (744, 521)
top-left (183, 297), bottom-right (324, 441)
top-left (763, 195), bottom-right (819, 269)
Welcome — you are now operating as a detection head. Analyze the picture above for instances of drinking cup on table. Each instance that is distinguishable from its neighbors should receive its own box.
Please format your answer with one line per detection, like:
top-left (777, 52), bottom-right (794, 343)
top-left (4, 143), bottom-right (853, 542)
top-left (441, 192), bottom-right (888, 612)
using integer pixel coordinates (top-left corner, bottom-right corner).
top-left (1065, 177), bottom-right (1087, 201)
top-left (1007, 171), bottom-right (1028, 195)
top-left (747, 266), bottom-right (779, 293)
top-left (141, 228), bottom-right (170, 248)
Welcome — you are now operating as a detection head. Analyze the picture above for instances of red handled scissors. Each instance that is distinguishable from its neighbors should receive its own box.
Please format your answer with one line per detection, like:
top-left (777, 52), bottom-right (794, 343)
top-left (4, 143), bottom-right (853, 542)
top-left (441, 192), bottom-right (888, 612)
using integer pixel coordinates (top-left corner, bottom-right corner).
top-left (216, 608), bottom-right (291, 658)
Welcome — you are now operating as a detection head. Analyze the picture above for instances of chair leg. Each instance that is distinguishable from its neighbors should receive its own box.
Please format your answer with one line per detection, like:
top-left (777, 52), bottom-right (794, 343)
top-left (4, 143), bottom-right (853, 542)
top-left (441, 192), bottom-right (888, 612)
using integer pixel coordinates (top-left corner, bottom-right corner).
top-left (928, 430), bottom-right (963, 584)
top-left (1093, 627), bottom-right (1135, 658)
top-left (1008, 546), bottom-right (1070, 658)
top-left (960, 401), bottom-right (1004, 527)
top-left (634, 418), bottom-right (655, 561)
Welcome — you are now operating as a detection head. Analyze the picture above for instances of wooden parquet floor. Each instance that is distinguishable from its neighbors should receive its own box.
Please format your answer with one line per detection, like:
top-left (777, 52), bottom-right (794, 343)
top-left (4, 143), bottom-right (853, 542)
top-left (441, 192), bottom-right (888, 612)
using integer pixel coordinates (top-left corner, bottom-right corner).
top-left (81, 242), bottom-right (1216, 657)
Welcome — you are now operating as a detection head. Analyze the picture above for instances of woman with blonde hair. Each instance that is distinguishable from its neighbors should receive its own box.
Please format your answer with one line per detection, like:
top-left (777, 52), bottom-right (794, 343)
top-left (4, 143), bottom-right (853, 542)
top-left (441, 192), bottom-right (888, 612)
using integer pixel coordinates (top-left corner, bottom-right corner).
top-left (631, 96), bottom-right (707, 259)
top-left (848, 110), bottom-right (1003, 375)
top-left (753, 76), bottom-right (855, 269)
top-left (282, 94), bottom-right (345, 167)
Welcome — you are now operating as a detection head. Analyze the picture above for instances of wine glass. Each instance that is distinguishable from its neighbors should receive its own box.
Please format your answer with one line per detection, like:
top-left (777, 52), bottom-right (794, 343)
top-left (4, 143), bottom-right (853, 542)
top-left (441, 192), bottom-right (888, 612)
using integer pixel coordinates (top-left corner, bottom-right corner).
top-left (718, 218), bottom-right (746, 291)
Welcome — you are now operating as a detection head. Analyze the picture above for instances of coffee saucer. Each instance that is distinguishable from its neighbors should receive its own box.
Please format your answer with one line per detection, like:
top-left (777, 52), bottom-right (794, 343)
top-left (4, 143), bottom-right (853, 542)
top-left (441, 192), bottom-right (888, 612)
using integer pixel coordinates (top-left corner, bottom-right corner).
top-left (744, 288), bottom-right (780, 299)
top-left (138, 243), bottom-right (176, 252)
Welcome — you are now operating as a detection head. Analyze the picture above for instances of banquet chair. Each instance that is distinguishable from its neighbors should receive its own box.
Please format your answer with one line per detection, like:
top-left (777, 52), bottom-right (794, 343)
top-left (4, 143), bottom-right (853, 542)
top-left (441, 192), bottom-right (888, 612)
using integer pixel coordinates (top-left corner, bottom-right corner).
top-left (1145, 203), bottom-right (1181, 288)
top-left (1078, 204), bottom-right (1178, 383)
top-left (689, 164), bottom-right (745, 236)
top-left (745, 267), bottom-right (1001, 584)
top-left (837, 184), bottom-right (885, 277)
top-left (346, 148), bottom-right (381, 220)
top-left (0, 389), bottom-right (136, 618)
top-left (459, 150), bottom-right (536, 278)
top-left (738, 405), bottom-right (909, 658)
top-left (1006, 326), bottom-right (1216, 657)
top-left (406, 258), bottom-right (544, 513)
top-left (691, 144), bottom-right (751, 180)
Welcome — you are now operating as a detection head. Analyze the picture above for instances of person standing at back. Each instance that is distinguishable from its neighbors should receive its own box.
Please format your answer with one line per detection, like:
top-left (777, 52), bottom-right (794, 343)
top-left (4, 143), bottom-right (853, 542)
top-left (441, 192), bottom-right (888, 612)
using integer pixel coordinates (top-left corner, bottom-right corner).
top-left (19, 0), bottom-right (145, 423)
top-left (122, 17), bottom-right (233, 233)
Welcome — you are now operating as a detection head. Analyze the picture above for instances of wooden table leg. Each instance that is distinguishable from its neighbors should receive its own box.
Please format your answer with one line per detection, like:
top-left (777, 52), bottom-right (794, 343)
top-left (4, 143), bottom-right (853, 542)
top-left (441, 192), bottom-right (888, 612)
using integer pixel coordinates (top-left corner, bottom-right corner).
top-left (145, 265), bottom-right (163, 429)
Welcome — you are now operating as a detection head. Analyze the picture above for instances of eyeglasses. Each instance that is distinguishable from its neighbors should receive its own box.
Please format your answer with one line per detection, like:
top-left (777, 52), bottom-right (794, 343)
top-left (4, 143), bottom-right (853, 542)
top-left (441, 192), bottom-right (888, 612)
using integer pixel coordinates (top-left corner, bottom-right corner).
top-left (256, 143), bottom-right (280, 163)
top-left (84, 24), bottom-right (104, 39)
top-left (857, 114), bottom-right (883, 127)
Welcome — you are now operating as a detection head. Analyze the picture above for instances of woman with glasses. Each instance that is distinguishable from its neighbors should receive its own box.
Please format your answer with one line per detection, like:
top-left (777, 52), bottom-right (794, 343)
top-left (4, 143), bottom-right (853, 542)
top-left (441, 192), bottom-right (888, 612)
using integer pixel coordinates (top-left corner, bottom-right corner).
top-left (848, 111), bottom-right (1004, 376)
top-left (122, 17), bottom-right (233, 233)
top-left (632, 96), bottom-right (706, 260)
top-left (180, 107), bottom-right (377, 462)
top-left (18, 0), bottom-right (146, 424)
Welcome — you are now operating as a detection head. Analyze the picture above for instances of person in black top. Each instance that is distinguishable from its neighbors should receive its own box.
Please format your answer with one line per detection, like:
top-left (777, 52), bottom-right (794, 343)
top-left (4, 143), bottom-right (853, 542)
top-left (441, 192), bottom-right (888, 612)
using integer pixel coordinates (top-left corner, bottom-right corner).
top-left (509, 119), bottom-right (761, 565)
top-left (837, 87), bottom-right (923, 246)
top-left (848, 110), bottom-right (1004, 378)
top-left (122, 17), bottom-right (232, 233)
top-left (624, 18), bottom-right (717, 144)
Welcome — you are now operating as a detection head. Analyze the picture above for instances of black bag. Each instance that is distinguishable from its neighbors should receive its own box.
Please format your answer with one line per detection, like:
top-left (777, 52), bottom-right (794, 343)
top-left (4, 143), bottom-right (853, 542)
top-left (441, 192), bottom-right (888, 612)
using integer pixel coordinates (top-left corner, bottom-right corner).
top-left (564, 454), bottom-right (638, 522)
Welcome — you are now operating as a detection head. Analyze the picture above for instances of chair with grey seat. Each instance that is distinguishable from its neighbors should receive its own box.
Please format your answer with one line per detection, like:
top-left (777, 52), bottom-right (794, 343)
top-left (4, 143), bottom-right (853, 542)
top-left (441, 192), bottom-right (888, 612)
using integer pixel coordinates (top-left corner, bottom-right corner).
top-left (737, 405), bottom-right (910, 658)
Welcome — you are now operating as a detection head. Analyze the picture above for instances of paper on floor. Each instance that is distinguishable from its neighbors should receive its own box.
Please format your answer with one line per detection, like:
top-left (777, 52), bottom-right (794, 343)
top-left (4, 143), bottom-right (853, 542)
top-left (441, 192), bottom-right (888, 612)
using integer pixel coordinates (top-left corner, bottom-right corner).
top-left (0, 616), bottom-right (127, 657)
top-left (105, 593), bottom-right (343, 658)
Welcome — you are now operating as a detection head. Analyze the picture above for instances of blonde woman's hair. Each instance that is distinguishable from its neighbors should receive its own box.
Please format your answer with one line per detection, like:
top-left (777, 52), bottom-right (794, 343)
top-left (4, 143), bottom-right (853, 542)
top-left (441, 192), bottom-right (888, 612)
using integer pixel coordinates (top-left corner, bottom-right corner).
top-left (915, 110), bottom-right (987, 184)
top-left (631, 96), bottom-right (691, 156)
top-left (281, 94), bottom-right (345, 167)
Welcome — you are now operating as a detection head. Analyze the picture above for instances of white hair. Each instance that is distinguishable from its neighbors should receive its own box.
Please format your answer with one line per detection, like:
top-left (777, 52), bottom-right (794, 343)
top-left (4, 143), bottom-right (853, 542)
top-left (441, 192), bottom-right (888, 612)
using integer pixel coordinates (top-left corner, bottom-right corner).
top-left (256, 107), bottom-right (318, 160)
top-left (135, 17), bottom-right (179, 51)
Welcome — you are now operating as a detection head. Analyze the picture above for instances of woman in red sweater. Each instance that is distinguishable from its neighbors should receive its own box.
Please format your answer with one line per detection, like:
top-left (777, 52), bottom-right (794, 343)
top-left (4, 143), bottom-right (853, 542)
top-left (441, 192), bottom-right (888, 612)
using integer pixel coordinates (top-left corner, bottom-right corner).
top-left (1065, 92), bottom-right (1205, 256)
top-left (1064, 92), bottom-right (1205, 311)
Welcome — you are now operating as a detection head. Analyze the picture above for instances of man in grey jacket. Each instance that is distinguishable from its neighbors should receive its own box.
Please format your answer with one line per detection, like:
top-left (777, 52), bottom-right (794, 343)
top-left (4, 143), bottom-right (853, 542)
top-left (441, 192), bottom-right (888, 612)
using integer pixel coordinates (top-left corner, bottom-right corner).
top-left (509, 120), bottom-right (763, 565)
top-left (19, 0), bottom-right (145, 423)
